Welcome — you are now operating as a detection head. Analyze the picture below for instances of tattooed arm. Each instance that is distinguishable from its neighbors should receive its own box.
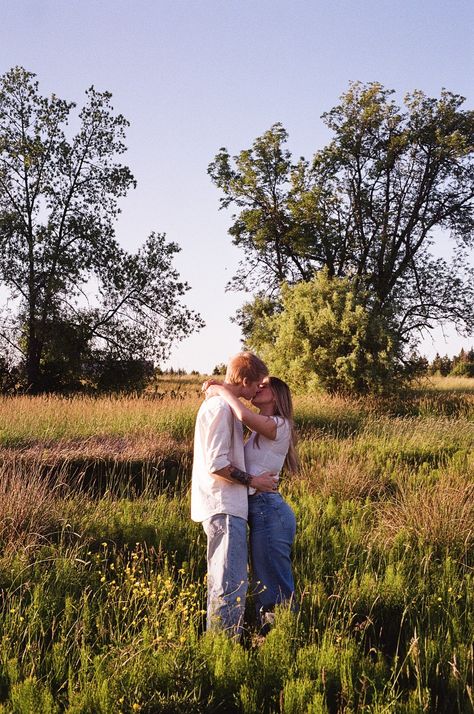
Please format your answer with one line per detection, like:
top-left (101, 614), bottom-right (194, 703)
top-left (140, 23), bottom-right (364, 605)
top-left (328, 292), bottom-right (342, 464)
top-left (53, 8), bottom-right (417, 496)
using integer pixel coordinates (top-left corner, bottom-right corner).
top-left (214, 465), bottom-right (277, 492)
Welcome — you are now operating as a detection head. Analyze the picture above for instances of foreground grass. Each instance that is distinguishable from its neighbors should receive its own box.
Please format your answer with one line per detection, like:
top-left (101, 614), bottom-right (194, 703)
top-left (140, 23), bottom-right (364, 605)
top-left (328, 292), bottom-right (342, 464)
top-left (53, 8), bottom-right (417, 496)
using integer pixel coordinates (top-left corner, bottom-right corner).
top-left (0, 377), bottom-right (473, 712)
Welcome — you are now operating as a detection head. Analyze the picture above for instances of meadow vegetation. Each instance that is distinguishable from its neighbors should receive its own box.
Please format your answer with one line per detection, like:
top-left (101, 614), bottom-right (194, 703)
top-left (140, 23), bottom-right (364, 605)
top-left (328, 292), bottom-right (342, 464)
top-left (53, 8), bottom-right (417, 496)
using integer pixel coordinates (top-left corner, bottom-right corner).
top-left (0, 375), bottom-right (473, 712)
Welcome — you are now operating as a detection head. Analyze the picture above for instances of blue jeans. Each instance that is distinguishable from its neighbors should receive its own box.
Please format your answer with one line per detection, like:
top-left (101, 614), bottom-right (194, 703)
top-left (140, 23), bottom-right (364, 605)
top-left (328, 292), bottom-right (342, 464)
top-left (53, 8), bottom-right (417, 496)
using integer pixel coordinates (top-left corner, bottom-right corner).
top-left (202, 514), bottom-right (248, 637)
top-left (248, 493), bottom-right (296, 622)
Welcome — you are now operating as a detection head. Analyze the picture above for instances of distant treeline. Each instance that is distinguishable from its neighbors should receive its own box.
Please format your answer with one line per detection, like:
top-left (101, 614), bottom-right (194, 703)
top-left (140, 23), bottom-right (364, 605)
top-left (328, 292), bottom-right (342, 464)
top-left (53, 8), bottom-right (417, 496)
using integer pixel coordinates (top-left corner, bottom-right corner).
top-left (1, 351), bottom-right (473, 397)
top-left (428, 347), bottom-right (474, 377)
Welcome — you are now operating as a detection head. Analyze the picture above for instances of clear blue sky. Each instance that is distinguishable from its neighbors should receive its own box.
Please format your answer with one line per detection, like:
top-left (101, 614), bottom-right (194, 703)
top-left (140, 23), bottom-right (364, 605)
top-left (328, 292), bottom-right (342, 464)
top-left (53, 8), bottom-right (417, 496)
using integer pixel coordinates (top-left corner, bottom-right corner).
top-left (1, 0), bottom-right (473, 371)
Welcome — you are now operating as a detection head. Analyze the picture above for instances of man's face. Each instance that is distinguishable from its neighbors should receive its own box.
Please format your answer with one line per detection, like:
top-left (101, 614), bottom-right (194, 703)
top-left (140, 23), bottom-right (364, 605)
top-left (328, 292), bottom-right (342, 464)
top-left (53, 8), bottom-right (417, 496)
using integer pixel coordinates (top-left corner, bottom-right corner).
top-left (240, 378), bottom-right (263, 401)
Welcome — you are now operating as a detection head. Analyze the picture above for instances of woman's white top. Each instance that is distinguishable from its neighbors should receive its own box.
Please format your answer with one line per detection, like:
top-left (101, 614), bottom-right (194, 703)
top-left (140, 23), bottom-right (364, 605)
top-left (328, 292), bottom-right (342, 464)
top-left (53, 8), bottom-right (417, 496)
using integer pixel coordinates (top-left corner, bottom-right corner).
top-left (245, 416), bottom-right (290, 494)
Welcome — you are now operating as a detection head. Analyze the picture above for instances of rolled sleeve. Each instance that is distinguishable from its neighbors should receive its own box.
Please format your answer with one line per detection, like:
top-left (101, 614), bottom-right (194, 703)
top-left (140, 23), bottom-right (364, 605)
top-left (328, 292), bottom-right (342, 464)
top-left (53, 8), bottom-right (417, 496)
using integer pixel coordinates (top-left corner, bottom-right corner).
top-left (201, 401), bottom-right (234, 473)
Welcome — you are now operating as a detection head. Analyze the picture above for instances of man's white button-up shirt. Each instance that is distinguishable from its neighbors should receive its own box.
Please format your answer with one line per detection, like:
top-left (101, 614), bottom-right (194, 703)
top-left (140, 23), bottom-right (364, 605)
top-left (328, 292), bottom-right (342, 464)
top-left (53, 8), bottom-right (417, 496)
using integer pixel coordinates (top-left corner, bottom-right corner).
top-left (191, 395), bottom-right (248, 522)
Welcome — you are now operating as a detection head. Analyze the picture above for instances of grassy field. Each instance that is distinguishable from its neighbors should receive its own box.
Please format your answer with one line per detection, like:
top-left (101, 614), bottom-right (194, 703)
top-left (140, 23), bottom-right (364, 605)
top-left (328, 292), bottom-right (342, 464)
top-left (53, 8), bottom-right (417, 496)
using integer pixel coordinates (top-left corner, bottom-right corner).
top-left (0, 376), bottom-right (473, 712)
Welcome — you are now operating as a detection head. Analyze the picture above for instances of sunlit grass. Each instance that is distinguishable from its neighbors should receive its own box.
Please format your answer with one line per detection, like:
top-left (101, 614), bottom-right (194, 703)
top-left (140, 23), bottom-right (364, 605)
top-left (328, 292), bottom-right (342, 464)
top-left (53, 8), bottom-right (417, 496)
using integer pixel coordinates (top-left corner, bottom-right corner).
top-left (0, 472), bottom-right (472, 712)
top-left (0, 393), bottom-right (200, 446)
top-left (420, 374), bottom-right (474, 393)
top-left (0, 376), bottom-right (473, 710)
top-left (0, 375), bottom-right (472, 451)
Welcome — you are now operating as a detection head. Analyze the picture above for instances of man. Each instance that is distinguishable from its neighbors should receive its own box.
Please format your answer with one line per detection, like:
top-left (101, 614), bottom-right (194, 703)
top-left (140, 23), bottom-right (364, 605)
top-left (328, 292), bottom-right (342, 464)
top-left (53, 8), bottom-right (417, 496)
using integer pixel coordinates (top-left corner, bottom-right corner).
top-left (191, 352), bottom-right (277, 637)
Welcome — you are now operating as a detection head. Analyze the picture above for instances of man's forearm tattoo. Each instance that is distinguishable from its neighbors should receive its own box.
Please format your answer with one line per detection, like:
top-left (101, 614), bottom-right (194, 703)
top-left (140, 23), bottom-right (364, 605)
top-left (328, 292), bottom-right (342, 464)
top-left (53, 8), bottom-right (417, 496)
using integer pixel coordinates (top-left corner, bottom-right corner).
top-left (229, 466), bottom-right (253, 487)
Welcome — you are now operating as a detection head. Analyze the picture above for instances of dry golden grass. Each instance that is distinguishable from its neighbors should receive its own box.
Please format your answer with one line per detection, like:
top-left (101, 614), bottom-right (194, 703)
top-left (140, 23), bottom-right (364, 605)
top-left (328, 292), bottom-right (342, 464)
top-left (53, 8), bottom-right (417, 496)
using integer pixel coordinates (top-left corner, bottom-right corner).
top-left (0, 460), bottom-right (64, 552)
top-left (297, 444), bottom-right (389, 502)
top-left (0, 379), bottom-right (473, 493)
top-left (420, 375), bottom-right (474, 393)
top-left (295, 391), bottom-right (371, 428)
top-left (372, 469), bottom-right (474, 553)
top-left (0, 432), bottom-right (191, 464)
top-left (0, 392), bottom-right (201, 445)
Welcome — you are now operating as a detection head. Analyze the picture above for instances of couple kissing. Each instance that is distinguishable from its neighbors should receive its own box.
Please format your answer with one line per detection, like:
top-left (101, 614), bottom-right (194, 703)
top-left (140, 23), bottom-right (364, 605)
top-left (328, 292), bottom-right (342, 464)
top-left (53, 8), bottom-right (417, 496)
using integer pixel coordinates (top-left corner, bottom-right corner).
top-left (191, 351), bottom-right (298, 638)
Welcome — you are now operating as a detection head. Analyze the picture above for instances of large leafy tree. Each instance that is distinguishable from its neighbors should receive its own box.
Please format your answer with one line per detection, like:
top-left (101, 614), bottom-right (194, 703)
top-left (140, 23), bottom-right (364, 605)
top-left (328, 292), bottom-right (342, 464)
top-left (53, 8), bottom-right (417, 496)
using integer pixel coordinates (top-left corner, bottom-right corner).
top-left (209, 83), bottom-right (474, 370)
top-left (208, 123), bottom-right (312, 293)
top-left (0, 67), bottom-right (203, 391)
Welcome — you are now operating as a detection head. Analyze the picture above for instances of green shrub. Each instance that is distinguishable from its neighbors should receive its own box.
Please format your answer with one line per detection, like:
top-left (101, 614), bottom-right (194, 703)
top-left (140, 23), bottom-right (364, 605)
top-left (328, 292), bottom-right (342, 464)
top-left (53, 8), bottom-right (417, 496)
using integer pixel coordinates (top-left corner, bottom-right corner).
top-left (9, 677), bottom-right (58, 714)
top-left (246, 269), bottom-right (411, 395)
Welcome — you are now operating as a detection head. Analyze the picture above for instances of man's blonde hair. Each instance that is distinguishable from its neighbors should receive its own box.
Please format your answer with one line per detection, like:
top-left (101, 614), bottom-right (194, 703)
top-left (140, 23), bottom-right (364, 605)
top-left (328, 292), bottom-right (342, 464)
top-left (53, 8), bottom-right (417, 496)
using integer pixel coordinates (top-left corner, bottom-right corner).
top-left (225, 351), bottom-right (268, 385)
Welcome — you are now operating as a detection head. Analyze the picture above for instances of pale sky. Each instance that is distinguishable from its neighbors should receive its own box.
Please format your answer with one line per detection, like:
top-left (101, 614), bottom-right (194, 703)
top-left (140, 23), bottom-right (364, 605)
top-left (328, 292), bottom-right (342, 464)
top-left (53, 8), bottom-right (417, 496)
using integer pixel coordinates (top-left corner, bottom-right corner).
top-left (1, 0), bottom-right (473, 372)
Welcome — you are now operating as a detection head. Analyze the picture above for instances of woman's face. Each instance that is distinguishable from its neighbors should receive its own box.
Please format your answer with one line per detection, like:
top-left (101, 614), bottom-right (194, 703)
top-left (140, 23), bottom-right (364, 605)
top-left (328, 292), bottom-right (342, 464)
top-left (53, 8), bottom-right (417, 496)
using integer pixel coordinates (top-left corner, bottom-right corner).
top-left (251, 378), bottom-right (275, 409)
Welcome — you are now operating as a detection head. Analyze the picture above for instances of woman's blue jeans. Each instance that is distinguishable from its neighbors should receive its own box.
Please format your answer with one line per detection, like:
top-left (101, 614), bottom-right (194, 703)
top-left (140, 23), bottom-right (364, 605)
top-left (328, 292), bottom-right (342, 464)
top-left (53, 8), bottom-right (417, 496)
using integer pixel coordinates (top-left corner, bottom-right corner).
top-left (248, 492), bottom-right (296, 623)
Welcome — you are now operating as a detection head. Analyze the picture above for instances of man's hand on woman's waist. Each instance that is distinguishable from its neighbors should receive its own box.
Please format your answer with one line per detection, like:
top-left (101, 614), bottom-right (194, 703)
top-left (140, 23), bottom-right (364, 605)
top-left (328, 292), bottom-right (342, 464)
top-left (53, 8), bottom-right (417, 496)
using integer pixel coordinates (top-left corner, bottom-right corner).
top-left (213, 465), bottom-right (278, 492)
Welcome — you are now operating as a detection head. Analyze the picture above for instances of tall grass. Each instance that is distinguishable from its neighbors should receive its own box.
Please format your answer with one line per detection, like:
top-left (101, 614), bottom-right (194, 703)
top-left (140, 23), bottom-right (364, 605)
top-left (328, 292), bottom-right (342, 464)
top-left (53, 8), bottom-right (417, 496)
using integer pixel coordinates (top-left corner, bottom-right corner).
top-left (420, 375), bottom-right (474, 393)
top-left (0, 470), bottom-right (472, 712)
top-left (0, 460), bottom-right (65, 554)
top-left (373, 469), bottom-right (474, 556)
top-left (0, 393), bottom-right (200, 446)
top-left (0, 378), bottom-right (473, 711)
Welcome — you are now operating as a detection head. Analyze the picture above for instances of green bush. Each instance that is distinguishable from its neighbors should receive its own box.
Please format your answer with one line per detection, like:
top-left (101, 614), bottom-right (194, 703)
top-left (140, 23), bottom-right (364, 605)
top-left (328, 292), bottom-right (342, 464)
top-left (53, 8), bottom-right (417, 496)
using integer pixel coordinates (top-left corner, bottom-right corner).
top-left (246, 270), bottom-right (411, 395)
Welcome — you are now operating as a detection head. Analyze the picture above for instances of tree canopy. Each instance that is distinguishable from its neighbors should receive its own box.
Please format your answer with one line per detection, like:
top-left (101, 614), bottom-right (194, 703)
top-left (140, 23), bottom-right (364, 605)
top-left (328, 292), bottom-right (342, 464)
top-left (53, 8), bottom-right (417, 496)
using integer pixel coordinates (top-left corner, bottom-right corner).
top-left (0, 67), bottom-right (203, 392)
top-left (209, 82), bottom-right (474, 391)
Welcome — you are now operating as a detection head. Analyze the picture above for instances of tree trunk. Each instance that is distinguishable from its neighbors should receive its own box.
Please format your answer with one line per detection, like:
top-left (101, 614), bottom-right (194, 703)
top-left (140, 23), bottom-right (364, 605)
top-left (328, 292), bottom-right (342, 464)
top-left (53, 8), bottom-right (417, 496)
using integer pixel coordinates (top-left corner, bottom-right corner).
top-left (25, 326), bottom-right (42, 394)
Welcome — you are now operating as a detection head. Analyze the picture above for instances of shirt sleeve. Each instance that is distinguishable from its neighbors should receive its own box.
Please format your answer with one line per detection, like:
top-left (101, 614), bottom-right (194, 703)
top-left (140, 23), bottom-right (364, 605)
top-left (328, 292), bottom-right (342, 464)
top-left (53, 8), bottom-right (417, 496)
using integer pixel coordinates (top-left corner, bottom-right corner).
top-left (200, 399), bottom-right (234, 473)
top-left (273, 416), bottom-right (290, 446)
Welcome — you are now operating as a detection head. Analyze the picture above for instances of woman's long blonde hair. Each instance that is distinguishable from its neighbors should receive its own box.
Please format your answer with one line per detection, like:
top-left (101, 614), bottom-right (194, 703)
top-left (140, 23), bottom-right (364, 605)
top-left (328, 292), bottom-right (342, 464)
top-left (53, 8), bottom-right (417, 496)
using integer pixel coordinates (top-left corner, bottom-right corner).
top-left (255, 376), bottom-right (298, 474)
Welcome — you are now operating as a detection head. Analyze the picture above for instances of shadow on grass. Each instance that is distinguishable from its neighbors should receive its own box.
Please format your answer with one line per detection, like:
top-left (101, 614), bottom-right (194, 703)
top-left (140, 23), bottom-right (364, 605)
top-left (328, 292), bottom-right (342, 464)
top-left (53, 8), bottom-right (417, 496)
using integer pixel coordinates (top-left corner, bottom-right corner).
top-left (1, 455), bottom-right (192, 498)
top-left (295, 413), bottom-right (365, 439)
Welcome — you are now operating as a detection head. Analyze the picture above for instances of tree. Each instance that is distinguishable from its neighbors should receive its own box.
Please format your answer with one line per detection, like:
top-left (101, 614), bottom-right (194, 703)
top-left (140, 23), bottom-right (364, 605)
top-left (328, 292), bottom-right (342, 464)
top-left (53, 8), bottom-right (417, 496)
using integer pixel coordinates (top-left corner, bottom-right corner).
top-left (449, 346), bottom-right (474, 377)
top-left (212, 363), bottom-right (227, 376)
top-left (208, 123), bottom-right (311, 293)
top-left (429, 353), bottom-right (452, 376)
top-left (209, 82), bottom-right (474, 367)
top-left (0, 67), bottom-right (203, 391)
top-left (0, 355), bottom-right (20, 394)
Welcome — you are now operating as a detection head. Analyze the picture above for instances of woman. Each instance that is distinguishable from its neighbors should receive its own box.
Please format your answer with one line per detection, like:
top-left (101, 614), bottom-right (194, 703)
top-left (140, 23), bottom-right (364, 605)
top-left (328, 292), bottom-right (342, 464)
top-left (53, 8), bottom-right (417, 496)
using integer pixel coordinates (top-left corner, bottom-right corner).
top-left (205, 376), bottom-right (298, 631)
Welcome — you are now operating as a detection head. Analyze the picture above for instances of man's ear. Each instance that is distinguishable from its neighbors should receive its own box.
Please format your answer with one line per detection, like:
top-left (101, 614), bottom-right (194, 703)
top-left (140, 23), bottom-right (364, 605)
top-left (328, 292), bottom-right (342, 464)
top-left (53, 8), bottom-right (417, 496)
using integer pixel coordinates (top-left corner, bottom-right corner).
top-left (241, 377), bottom-right (249, 387)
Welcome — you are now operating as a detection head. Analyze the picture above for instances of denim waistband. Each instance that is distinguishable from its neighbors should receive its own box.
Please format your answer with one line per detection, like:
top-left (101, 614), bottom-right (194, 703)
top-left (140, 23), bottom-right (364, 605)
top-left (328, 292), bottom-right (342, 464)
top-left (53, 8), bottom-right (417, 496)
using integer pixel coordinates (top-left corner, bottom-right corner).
top-left (248, 491), bottom-right (280, 499)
